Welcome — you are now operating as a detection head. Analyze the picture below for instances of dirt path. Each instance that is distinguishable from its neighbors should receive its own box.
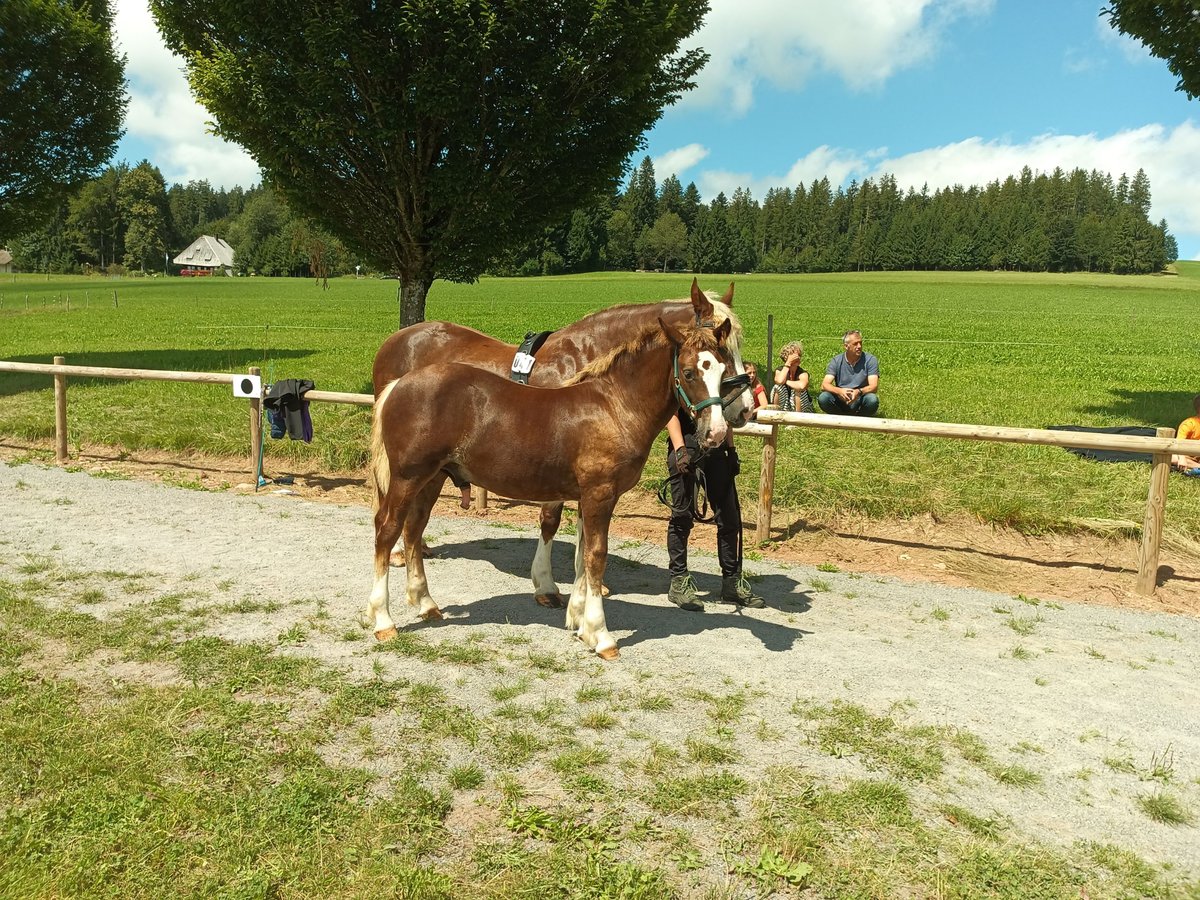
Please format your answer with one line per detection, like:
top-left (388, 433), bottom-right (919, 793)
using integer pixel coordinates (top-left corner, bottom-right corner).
top-left (2, 453), bottom-right (1199, 879)
top-left (8, 439), bottom-right (1197, 616)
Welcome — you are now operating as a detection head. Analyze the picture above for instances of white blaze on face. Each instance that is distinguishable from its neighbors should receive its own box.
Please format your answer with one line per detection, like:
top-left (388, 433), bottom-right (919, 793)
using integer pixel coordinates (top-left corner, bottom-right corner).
top-left (698, 350), bottom-right (728, 447)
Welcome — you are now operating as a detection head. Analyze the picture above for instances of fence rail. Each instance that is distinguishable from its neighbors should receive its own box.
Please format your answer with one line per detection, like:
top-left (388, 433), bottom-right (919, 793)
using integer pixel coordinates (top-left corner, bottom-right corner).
top-left (4, 357), bottom-right (1199, 598)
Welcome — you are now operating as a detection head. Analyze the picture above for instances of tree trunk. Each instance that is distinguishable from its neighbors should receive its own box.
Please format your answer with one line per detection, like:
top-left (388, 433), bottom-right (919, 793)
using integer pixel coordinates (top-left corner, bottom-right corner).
top-left (398, 275), bottom-right (432, 329)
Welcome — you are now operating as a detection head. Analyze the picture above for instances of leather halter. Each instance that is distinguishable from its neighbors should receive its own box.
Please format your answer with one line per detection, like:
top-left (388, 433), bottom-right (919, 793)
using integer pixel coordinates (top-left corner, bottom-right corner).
top-left (683, 314), bottom-right (751, 418)
top-left (672, 349), bottom-right (726, 420)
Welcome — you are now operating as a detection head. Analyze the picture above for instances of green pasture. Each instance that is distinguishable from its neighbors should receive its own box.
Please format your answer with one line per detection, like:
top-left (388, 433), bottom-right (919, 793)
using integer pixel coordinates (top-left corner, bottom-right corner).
top-left (1, 266), bottom-right (1199, 538)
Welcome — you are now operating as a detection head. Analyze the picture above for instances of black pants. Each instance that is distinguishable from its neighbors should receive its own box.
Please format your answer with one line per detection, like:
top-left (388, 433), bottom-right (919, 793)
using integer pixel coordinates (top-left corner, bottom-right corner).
top-left (666, 442), bottom-right (742, 577)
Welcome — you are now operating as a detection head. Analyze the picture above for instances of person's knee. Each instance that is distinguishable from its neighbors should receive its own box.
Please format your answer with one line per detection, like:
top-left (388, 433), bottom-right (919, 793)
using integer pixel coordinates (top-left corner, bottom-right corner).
top-left (859, 393), bottom-right (879, 416)
top-left (817, 391), bottom-right (839, 414)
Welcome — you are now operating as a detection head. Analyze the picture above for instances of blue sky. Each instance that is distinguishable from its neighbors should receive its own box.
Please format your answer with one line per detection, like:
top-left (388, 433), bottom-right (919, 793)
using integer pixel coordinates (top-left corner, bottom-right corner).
top-left (112, 0), bottom-right (1200, 259)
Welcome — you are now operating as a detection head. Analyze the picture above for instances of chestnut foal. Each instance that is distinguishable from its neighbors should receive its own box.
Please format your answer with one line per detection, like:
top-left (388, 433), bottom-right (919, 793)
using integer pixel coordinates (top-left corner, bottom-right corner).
top-left (366, 303), bottom-right (737, 660)
top-left (371, 279), bottom-right (752, 609)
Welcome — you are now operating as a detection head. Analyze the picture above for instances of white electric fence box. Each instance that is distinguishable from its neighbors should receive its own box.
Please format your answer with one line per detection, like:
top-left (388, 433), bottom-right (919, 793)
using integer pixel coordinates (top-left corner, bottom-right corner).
top-left (232, 374), bottom-right (262, 398)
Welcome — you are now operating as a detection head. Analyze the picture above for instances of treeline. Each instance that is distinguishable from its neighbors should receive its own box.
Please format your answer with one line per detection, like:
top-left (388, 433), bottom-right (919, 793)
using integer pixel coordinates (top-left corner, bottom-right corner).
top-left (8, 157), bottom-right (1177, 279)
top-left (499, 157), bottom-right (1178, 276)
top-left (8, 160), bottom-right (359, 278)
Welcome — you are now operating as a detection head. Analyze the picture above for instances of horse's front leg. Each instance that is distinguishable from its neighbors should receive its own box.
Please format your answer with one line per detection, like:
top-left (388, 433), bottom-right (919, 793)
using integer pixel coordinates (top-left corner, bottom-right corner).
top-left (532, 502), bottom-right (566, 608)
top-left (574, 494), bottom-right (618, 660)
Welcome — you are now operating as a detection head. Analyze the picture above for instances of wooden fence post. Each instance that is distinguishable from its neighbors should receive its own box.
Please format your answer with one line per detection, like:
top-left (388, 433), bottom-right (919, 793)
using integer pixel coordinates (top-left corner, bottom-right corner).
top-left (53, 355), bottom-right (68, 463)
top-left (1135, 426), bottom-right (1173, 596)
top-left (755, 424), bottom-right (778, 543)
top-left (472, 485), bottom-right (489, 511)
top-left (248, 365), bottom-right (262, 482)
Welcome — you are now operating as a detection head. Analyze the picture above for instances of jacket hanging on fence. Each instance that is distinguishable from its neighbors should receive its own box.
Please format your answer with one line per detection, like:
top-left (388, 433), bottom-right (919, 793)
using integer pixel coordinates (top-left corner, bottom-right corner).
top-left (264, 379), bottom-right (315, 442)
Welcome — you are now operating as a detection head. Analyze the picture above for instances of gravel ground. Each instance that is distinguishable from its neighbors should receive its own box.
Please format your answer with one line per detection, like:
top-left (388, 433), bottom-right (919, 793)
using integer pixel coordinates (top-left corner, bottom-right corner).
top-left (4, 460), bottom-right (1199, 877)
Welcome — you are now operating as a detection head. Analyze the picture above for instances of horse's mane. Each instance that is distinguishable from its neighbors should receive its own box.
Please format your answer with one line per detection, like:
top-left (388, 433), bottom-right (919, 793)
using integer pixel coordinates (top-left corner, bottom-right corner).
top-left (561, 320), bottom-right (721, 386)
top-left (566, 292), bottom-right (743, 354)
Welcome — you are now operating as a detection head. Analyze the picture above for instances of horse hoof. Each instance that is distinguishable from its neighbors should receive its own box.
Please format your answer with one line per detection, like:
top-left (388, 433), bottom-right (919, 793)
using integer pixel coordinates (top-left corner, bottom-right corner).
top-left (535, 593), bottom-right (566, 609)
top-left (388, 553), bottom-right (406, 568)
top-left (596, 646), bottom-right (620, 661)
top-left (420, 608), bottom-right (443, 621)
top-left (601, 584), bottom-right (611, 597)
top-left (374, 626), bottom-right (398, 642)
top-left (420, 543), bottom-right (437, 559)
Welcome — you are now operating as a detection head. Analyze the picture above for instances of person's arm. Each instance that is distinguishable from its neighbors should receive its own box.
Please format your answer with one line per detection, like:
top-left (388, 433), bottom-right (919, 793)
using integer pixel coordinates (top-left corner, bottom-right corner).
top-left (773, 363), bottom-right (791, 386)
top-left (666, 414), bottom-right (685, 451)
top-left (792, 370), bottom-right (810, 392)
top-left (858, 355), bottom-right (880, 396)
top-left (822, 370), bottom-right (853, 402)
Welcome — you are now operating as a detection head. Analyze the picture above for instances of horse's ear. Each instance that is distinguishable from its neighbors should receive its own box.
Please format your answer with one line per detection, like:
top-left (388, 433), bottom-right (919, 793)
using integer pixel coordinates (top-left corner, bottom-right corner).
top-left (690, 279), bottom-right (714, 320)
top-left (714, 318), bottom-right (731, 343)
top-left (659, 316), bottom-right (684, 347)
top-left (721, 281), bottom-right (735, 307)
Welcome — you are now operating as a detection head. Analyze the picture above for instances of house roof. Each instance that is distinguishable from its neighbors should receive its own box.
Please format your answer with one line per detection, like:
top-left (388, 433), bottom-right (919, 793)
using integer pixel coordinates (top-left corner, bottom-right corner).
top-left (0, 249), bottom-right (12, 266)
top-left (173, 235), bottom-right (234, 268)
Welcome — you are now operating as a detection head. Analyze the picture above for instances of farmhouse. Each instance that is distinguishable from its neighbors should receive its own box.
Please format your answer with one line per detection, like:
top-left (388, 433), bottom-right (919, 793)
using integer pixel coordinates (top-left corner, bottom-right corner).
top-left (173, 235), bottom-right (234, 276)
top-left (0, 249), bottom-right (12, 274)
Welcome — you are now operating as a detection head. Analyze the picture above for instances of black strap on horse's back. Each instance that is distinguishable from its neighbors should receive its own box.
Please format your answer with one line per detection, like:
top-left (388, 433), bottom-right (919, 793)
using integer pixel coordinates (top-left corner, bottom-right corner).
top-left (510, 330), bottom-right (555, 384)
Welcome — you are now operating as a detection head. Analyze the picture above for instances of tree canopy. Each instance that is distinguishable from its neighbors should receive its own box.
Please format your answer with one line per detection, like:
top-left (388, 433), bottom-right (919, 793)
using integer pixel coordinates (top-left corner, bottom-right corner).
top-left (0, 0), bottom-right (126, 242)
top-left (150, 0), bottom-right (709, 325)
top-left (1103, 1), bottom-right (1200, 99)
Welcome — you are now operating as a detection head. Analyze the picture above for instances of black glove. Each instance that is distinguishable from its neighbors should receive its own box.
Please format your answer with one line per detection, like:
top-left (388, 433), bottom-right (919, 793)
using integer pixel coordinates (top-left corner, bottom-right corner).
top-left (727, 445), bottom-right (741, 477)
top-left (672, 446), bottom-right (692, 476)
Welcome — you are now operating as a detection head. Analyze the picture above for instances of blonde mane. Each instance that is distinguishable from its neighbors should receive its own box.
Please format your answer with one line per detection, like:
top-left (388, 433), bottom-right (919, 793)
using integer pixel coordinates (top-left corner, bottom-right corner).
top-left (562, 320), bottom-right (721, 387)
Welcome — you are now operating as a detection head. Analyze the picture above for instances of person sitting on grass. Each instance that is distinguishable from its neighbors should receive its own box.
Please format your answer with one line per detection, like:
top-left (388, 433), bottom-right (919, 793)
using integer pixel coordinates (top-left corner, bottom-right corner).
top-left (771, 341), bottom-right (814, 412)
top-left (745, 362), bottom-right (769, 414)
top-left (1172, 394), bottom-right (1200, 474)
top-left (818, 330), bottom-right (879, 416)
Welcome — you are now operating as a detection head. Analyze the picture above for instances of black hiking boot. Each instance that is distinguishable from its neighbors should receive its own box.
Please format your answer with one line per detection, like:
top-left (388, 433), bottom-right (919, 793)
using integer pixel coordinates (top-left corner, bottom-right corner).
top-left (721, 574), bottom-right (765, 608)
top-left (668, 574), bottom-right (703, 612)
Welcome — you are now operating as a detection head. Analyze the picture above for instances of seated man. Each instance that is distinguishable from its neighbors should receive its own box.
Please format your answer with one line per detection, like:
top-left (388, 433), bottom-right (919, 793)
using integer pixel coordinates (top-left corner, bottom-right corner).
top-left (818, 330), bottom-right (879, 416)
top-left (1172, 394), bottom-right (1200, 473)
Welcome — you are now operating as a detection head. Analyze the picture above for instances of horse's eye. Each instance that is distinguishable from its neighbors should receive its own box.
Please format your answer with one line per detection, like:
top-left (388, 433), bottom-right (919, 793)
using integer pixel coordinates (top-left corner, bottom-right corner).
top-left (682, 368), bottom-right (695, 380)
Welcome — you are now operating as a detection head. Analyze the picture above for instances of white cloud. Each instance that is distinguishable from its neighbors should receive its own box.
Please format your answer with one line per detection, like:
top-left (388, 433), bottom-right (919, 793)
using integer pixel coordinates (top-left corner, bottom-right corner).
top-left (653, 144), bottom-right (711, 179)
top-left (683, 0), bottom-right (995, 114)
top-left (113, 0), bottom-right (259, 187)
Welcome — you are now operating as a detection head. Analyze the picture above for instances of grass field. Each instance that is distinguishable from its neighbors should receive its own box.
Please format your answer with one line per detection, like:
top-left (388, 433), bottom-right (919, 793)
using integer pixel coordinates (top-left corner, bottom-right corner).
top-left (2, 266), bottom-right (1199, 538)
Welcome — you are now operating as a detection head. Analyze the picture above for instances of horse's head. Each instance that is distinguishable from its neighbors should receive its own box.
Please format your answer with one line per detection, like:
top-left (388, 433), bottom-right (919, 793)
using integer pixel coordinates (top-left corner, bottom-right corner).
top-left (692, 279), bottom-right (754, 428)
top-left (659, 309), bottom-right (737, 450)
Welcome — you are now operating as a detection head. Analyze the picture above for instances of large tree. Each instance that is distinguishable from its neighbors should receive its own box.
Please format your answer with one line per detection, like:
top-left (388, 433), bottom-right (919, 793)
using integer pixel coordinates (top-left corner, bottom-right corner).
top-left (1103, 1), bottom-right (1200, 99)
top-left (150, 0), bottom-right (709, 326)
top-left (0, 0), bottom-right (126, 241)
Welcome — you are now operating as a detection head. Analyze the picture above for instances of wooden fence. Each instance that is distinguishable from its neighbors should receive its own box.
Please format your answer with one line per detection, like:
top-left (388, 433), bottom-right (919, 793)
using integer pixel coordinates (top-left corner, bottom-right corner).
top-left (3, 357), bottom-right (1199, 597)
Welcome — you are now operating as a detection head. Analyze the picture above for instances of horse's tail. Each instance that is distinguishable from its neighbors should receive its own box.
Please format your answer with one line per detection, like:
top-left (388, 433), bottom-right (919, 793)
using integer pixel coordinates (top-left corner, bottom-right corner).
top-left (370, 379), bottom-right (400, 512)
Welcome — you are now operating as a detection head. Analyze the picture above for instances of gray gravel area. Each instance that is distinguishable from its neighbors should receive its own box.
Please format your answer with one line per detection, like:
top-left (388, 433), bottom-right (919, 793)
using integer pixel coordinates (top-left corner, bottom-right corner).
top-left (3, 460), bottom-right (1199, 875)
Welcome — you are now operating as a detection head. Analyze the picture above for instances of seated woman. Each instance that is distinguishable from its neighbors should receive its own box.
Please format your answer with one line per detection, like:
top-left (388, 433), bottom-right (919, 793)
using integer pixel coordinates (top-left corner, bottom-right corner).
top-left (745, 362), bottom-right (768, 415)
top-left (771, 341), bottom-right (814, 412)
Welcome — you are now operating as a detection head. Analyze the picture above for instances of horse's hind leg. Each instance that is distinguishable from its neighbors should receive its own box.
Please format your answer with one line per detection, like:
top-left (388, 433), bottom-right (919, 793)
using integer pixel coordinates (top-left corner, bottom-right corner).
top-left (565, 523), bottom-right (586, 631)
top-left (532, 503), bottom-right (566, 608)
top-left (402, 475), bottom-right (445, 621)
top-left (367, 485), bottom-right (407, 641)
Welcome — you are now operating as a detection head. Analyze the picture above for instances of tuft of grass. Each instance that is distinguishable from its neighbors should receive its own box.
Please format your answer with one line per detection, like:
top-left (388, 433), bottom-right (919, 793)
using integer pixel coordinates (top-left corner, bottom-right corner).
top-left (807, 577), bottom-right (832, 592)
top-left (941, 803), bottom-right (1005, 840)
top-left (1085, 646), bottom-right (1107, 660)
top-left (1135, 792), bottom-right (1193, 826)
top-left (816, 562), bottom-right (839, 573)
top-left (1005, 614), bottom-right (1042, 636)
top-left (647, 771), bottom-right (746, 816)
top-left (795, 699), bottom-right (944, 781)
top-left (1009, 645), bottom-right (1034, 660)
top-left (930, 606), bottom-right (950, 621)
top-left (685, 737), bottom-right (737, 765)
top-left (578, 710), bottom-right (617, 731)
top-left (447, 765), bottom-right (485, 791)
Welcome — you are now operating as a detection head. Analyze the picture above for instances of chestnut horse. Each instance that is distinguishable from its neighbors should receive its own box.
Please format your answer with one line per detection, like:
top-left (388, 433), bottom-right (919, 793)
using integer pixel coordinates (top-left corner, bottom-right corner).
top-left (367, 292), bottom-right (738, 660)
top-left (371, 279), bottom-right (752, 607)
